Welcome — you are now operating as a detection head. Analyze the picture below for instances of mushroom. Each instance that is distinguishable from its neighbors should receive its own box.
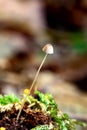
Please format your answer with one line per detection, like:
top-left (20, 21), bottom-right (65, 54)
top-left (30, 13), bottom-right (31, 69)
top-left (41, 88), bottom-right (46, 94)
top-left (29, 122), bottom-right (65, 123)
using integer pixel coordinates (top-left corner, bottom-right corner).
top-left (29, 43), bottom-right (54, 92)
top-left (17, 43), bottom-right (54, 120)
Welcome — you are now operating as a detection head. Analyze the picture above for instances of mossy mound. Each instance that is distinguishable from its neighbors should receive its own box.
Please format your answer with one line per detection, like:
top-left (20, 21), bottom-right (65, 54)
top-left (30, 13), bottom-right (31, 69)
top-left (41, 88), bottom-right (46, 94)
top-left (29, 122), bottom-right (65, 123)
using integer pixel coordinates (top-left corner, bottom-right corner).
top-left (0, 91), bottom-right (86, 130)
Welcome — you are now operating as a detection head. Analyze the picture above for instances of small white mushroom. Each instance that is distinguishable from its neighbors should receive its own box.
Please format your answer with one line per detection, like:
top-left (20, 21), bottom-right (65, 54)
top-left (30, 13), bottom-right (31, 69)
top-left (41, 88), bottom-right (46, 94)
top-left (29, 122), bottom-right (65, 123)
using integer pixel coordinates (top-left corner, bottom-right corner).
top-left (17, 43), bottom-right (54, 120)
top-left (29, 43), bottom-right (54, 92)
top-left (42, 44), bottom-right (54, 54)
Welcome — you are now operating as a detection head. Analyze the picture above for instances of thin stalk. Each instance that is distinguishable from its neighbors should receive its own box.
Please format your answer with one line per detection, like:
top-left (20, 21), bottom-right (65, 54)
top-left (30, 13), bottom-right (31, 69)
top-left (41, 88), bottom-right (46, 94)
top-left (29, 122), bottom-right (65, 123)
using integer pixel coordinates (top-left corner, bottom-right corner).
top-left (29, 53), bottom-right (48, 92)
top-left (17, 97), bottom-right (26, 121)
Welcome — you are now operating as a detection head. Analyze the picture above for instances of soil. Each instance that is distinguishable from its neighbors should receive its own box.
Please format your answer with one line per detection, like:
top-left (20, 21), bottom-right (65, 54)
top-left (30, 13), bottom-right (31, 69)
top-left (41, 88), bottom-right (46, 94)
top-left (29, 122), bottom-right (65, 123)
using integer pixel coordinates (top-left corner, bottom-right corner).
top-left (0, 105), bottom-right (52, 130)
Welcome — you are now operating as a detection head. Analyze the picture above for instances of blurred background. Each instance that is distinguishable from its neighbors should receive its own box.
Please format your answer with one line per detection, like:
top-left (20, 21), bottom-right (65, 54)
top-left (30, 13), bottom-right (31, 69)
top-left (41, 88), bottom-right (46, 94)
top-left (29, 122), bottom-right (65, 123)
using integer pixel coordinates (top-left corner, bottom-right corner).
top-left (0, 0), bottom-right (87, 129)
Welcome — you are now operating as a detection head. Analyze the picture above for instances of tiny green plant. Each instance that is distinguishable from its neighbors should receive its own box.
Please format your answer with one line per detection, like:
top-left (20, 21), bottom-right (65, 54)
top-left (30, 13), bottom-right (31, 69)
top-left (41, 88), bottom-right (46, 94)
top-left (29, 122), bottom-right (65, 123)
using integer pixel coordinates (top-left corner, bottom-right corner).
top-left (17, 43), bottom-right (54, 120)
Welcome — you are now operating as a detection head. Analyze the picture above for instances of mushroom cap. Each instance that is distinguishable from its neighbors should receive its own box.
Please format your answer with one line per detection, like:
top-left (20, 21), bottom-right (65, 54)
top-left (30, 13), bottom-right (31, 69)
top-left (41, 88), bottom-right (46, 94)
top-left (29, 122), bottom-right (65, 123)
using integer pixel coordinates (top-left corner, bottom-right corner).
top-left (42, 44), bottom-right (54, 54)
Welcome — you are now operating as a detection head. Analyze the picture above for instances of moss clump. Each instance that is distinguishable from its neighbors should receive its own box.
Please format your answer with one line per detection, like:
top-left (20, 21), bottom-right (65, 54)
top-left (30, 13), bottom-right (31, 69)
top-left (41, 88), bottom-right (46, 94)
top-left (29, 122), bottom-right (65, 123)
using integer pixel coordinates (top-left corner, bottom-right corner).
top-left (0, 94), bottom-right (20, 105)
top-left (0, 91), bottom-right (86, 130)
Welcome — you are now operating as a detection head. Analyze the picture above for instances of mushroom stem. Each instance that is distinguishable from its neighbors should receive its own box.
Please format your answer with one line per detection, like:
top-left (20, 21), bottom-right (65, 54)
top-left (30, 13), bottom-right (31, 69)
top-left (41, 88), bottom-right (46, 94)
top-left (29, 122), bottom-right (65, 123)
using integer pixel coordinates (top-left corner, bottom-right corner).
top-left (17, 98), bottom-right (26, 121)
top-left (29, 53), bottom-right (48, 93)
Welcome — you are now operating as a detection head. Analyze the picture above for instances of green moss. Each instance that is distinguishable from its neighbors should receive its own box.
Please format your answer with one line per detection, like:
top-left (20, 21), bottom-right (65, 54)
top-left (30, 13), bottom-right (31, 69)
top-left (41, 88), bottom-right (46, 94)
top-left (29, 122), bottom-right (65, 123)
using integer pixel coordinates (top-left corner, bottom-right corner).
top-left (0, 94), bottom-right (20, 105)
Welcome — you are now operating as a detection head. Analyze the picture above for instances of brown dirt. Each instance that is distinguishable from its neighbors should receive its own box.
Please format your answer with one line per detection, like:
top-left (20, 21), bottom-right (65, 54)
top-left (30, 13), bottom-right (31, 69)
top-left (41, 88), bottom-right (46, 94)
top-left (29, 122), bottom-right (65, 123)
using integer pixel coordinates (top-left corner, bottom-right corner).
top-left (0, 106), bottom-right (52, 130)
